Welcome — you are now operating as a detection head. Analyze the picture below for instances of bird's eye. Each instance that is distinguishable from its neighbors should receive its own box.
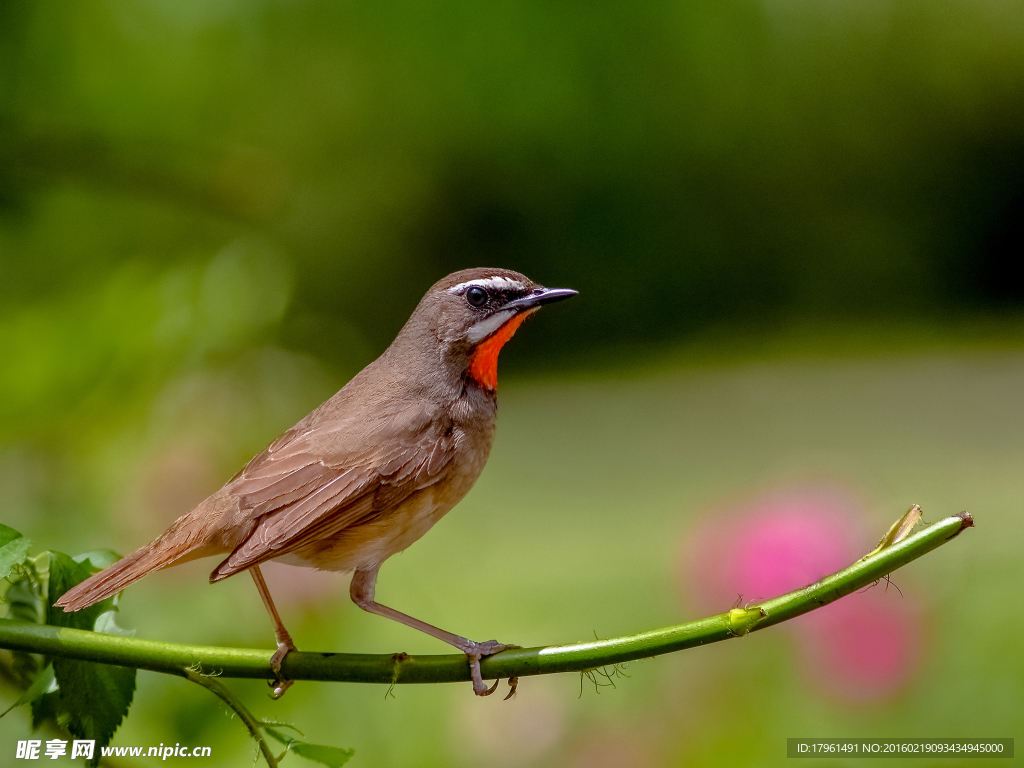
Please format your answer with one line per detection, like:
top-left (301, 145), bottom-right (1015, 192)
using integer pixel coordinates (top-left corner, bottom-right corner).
top-left (465, 286), bottom-right (488, 307)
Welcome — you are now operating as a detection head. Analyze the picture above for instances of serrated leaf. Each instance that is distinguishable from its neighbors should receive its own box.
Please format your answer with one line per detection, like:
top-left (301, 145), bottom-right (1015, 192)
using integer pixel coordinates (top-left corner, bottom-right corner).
top-left (30, 688), bottom-right (63, 731)
top-left (0, 663), bottom-right (56, 718)
top-left (52, 655), bottom-right (136, 766)
top-left (0, 529), bottom-right (32, 584)
top-left (46, 552), bottom-right (112, 630)
top-left (0, 524), bottom-right (33, 588)
top-left (3, 572), bottom-right (46, 687)
top-left (265, 728), bottom-right (355, 768)
top-left (43, 552), bottom-right (136, 765)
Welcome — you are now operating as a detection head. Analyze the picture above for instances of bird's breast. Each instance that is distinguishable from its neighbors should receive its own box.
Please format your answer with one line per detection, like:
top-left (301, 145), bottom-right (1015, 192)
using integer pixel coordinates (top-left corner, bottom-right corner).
top-left (277, 398), bottom-right (498, 573)
top-left (279, 481), bottom-right (468, 573)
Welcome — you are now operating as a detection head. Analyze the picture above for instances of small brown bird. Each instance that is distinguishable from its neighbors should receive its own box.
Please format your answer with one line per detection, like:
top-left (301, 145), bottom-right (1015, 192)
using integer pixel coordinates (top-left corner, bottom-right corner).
top-left (56, 268), bottom-right (576, 696)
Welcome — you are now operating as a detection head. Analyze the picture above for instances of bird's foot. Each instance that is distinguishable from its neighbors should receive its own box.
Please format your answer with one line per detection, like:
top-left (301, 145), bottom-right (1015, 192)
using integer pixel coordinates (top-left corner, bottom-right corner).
top-left (463, 640), bottom-right (520, 698)
top-left (269, 639), bottom-right (297, 699)
top-left (504, 676), bottom-right (519, 700)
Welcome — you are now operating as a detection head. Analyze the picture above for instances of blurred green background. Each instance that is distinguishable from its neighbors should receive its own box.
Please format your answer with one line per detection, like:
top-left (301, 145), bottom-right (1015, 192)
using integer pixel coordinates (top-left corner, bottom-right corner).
top-left (1, 0), bottom-right (1022, 765)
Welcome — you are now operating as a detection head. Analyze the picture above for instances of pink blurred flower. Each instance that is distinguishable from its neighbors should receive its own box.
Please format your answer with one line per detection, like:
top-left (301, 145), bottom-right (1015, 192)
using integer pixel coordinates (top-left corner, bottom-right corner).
top-left (798, 588), bottom-right (920, 702)
top-left (681, 485), bottom-right (922, 702)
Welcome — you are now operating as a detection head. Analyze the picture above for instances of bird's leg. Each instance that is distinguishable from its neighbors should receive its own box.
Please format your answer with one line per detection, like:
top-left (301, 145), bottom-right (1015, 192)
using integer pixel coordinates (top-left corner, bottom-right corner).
top-left (350, 567), bottom-right (516, 697)
top-left (250, 565), bottom-right (296, 698)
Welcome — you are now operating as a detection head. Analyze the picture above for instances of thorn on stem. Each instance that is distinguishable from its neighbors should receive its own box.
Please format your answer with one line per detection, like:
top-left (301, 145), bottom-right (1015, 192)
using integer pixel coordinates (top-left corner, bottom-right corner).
top-left (386, 652), bottom-right (409, 700)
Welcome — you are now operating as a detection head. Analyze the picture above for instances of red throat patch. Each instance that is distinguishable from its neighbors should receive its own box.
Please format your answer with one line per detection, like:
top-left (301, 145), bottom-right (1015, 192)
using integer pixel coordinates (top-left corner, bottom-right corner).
top-left (467, 310), bottom-right (534, 391)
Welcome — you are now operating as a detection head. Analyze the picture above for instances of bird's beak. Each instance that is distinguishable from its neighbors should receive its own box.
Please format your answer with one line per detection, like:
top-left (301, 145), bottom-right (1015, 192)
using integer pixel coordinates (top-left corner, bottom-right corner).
top-left (503, 286), bottom-right (578, 312)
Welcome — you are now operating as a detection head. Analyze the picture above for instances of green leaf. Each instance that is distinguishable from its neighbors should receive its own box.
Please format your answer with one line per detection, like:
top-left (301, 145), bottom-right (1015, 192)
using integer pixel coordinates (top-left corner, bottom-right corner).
top-left (52, 655), bottom-right (136, 766)
top-left (0, 524), bottom-right (32, 584)
top-left (0, 663), bottom-right (56, 718)
top-left (4, 571), bottom-right (42, 625)
top-left (30, 687), bottom-right (62, 731)
top-left (265, 727), bottom-right (297, 744)
top-left (73, 550), bottom-right (122, 573)
top-left (3, 558), bottom-right (46, 688)
top-left (288, 741), bottom-right (356, 768)
top-left (46, 551), bottom-right (112, 629)
top-left (0, 523), bottom-right (24, 548)
top-left (43, 552), bottom-right (136, 766)
top-left (0, 542), bottom-right (136, 764)
top-left (264, 727), bottom-right (355, 768)
top-left (93, 608), bottom-right (135, 638)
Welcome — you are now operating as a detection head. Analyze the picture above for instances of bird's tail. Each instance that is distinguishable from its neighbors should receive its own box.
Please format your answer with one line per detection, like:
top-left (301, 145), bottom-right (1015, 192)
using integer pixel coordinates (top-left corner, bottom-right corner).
top-left (54, 513), bottom-right (214, 612)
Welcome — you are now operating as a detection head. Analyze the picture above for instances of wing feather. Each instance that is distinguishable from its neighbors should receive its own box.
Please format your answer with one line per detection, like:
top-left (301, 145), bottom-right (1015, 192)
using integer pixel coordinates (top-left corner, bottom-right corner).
top-left (239, 462), bottom-right (326, 507)
top-left (210, 406), bottom-right (458, 580)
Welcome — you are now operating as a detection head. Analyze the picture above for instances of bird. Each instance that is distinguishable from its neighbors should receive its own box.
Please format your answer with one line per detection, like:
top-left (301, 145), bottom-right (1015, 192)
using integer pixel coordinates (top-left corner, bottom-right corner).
top-left (55, 267), bottom-right (577, 697)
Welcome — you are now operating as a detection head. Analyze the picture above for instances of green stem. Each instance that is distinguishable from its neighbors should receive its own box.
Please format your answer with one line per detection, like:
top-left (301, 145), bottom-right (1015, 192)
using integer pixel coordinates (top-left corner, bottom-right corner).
top-left (177, 668), bottom-right (279, 768)
top-left (0, 512), bottom-right (972, 686)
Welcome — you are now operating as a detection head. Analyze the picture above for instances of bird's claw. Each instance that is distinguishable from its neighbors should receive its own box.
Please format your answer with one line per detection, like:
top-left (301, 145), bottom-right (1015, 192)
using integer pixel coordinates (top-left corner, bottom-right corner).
top-left (474, 674), bottom-right (501, 696)
top-left (268, 639), bottom-right (297, 699)
top-left (269, 678), bottom-right (294, 699)
top-left (465, 641), bottom-right (520, 698)
top-left (503, 676), bottom-right (519, 700)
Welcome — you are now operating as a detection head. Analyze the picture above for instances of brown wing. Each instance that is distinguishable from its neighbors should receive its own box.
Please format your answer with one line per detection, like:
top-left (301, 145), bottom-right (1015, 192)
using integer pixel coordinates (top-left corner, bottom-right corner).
top-left (210, 403), bottom-right (457, 580)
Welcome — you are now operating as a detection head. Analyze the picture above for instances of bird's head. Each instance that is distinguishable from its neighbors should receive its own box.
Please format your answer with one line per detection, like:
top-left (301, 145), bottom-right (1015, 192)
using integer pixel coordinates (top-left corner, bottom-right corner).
top-left (397, 268), bottom-right (577, 391)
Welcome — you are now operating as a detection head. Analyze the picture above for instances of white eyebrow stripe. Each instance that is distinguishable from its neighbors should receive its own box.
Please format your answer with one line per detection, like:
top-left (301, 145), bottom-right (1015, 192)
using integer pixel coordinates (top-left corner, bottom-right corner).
top-left (447, 276), bottom-right (525, 294)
